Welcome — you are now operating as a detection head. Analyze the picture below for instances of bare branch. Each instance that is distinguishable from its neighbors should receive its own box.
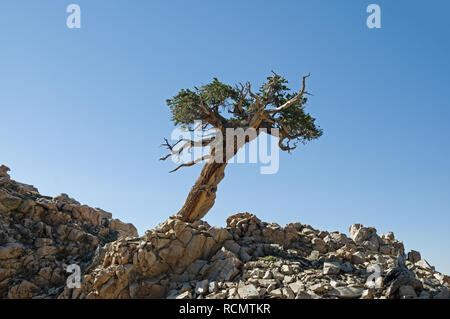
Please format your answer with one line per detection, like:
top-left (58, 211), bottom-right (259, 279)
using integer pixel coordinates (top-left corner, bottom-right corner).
top-left (235, 82), bottom-right (249, 114)
top-left (160, 137), bottom-right (216, 161)
top-left (267, 73), bottom-right (311, 114)
top-left (248, 83), bottom-right (261, 111)
top-left (169, 154), bottom-right (212, 173)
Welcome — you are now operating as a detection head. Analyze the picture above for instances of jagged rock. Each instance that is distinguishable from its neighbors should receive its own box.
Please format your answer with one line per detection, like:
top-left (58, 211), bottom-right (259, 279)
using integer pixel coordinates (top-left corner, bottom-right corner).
top-left (323, 262), bottom-right (341, 275)
top-left (408, 250), bottom-right (421, 263)
top-left (0, 166), bottom-right (137, 299)
top-left (0, 165), bottom-right (11, 180)
top-left (415, 259), bottom-right (434, 271)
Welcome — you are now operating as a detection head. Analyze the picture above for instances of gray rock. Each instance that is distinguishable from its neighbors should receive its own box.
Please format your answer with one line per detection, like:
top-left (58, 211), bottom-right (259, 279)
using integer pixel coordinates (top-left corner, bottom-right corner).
top-left (238, 284), bottom-right (259, 299)
top-left (330, 286), bottom-right (364, 299)
top-left (323, 262), bottom-right (341, 275)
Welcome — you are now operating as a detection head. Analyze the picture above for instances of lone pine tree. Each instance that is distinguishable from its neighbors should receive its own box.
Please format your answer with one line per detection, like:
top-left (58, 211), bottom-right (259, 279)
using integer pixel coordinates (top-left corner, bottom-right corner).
top-left (161, 72), bottom-right (322, 222)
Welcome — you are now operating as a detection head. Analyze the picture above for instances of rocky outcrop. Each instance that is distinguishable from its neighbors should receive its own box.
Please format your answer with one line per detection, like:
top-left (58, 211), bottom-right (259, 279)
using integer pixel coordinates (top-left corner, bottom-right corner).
top-left (0, 167), bottom-right (137, 299)
top-left (61, 213), bottom-right (449, 300)
top-left (1, 166), bottom-right (448, 299)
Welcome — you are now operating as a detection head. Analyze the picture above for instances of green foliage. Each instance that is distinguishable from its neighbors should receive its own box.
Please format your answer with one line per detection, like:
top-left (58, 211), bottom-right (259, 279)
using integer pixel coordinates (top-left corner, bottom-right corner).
top-left (262, 255), bottom-right (277, 262)
top-left (166, 72), bottom-right (322, 150)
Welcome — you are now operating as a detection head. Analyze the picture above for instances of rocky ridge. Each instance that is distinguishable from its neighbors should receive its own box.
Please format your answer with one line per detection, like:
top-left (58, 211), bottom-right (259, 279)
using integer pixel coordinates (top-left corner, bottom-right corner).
top-left (1, 165), bottom-right (449, 299)
top-left (0, 165), bottom-right (137, 298)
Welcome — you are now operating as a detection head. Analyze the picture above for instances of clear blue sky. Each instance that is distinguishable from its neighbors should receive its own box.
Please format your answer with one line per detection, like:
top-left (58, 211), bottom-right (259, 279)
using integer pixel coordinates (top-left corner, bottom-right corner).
top-left (1, 1), bottom-right (449, 273)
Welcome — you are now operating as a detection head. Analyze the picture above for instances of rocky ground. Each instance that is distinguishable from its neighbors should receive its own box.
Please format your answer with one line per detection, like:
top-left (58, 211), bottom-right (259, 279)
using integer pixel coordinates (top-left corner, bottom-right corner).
top-left (1, 165), bottom-right (449, 299)
top-left (0, 165), bottom-right (137, 298)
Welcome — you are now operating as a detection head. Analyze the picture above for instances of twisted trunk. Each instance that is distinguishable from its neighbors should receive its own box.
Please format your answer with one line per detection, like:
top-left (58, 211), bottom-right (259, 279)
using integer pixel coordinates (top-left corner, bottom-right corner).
top-left (177, 161), bottom-right (228, 222)
top-left (177, 128), bottom-right (261, 222)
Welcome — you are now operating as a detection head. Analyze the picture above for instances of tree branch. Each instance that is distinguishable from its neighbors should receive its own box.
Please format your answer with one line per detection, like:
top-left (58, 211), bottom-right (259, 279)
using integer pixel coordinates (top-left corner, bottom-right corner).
top-left (160, 137), bottom-right (215, 161)
top-left (169, 154), bottom-right (212, 173)
top-left (266, 73), bottom-right (311, 114)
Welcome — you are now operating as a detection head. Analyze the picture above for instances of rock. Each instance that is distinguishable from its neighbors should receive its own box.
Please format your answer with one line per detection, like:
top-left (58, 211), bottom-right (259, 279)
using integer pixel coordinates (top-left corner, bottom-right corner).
top-left (238, 284), bottom-right (259, 299)
top-left (109, 219), bottom-right (138, 238)
top-left (323, 262), bottom-right (341, 275)
top-left (384, 266), bottom-right (422, 297)
top-left (312, 238), bottom-right (327, 253)
top-left (280, 265), bottom-right (292, 275)
top-left (289, 281), bottom-right (304, 294)
top-left (361, 289), bottom-right (374, 299)
top-left (208, 227), bottom-right (232, 243)
top-left (330, 286), bottom-right (364, 299)
top-left (0, 190), bottom-right (22, 211)
top-left (7, 280), bottom-right (40, 299)
top-left (351, 251), bottom-right (366, 264)
top-left (0, 165), bottom-right (11, 180)
top-left (203, 248), bottom-right (242, 281)
top-left (282, 287), bottom-right (295, 299)
top-left (398, 285), bottom-right (417, 299)
top-left (37, 246), bottom-right (58, 257)
top-left (208, 281), bottom-right (218, 294)
top-left (310, 283), bottom-right (326, 293)
top-left (407, 250), bottom-right (421, 263)
top-left (296, 290), bottom-right (312, 299)
top-left (0, 243), bottom-right (25, 260)
top-left (176, 291), bottom-right (192, 299)
top-left (349, 224), bottom-right (370, 244)
top-left (340, 262), bottom-right (354, 273)
top-left (433, 288), bottom-right (449, 299)
top-left (195, 280), bottom-right (209, 295)
top-left (270, 288), bottom-right (284, 298)
top-left (415, 259), bottom-right (434, 271)
top-left (1, 168), bottom-right (449, 300)
top-left (185, 234), bottom-right (207, 262)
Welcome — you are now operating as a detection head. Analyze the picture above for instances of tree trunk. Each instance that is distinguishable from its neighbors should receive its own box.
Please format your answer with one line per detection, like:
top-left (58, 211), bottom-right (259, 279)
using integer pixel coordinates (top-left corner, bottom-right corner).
top-left (176, 128), bottom-right (261, 222)
top-left (177, 161), bottom-right (227, 222)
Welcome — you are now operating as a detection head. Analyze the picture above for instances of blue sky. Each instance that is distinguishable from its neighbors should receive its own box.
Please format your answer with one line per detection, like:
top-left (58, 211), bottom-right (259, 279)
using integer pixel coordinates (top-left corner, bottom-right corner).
top-left (1, 1), bottom-right (449, 273)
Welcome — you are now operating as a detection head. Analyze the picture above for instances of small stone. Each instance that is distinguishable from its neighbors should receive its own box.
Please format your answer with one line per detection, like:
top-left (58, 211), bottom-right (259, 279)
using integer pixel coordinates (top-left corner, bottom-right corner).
top-left (323, 262), bottom-right (341, 275)
top-left (270, 288), bottom-right (284, 298)
top-left (280, 264), bottom-right (293, 275)
top-left (176, 291), bottom-right (192, 299)
top-left (238, 284), bottom-right (259, 299)
top-left (309, 283), bottom-right (326, 293)
top-left (195, 280), bottom-right (208, 295)
top-left (288, 281), bottom-right (304, 294)
top-left (208, 281), bottom-right (218, 294)
top-left (282, 287), bottom-right (295, 299)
